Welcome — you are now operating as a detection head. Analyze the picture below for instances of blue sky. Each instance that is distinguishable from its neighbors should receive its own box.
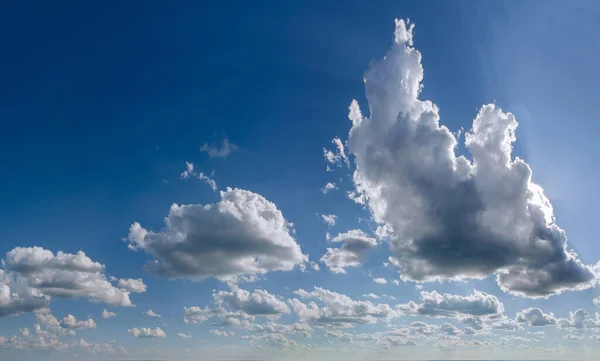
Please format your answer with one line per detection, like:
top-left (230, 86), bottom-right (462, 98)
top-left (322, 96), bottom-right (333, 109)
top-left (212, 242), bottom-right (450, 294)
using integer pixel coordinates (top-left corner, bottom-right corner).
top-left (2, 1), bottom-right (600, 360)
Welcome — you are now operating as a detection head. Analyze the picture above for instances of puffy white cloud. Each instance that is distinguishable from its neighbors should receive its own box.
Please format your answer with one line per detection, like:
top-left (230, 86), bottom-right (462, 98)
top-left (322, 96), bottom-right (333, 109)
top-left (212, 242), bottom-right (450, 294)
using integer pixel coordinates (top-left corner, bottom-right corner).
top-left (259, 332), bottom-right (297, 349)
top-left (201, 138), bottom-right (237, 158)
top-left (1, 247), bottom-right (136, 312)
top-left (128, 327), bottom-right (166, 338)
top-left (557, 309), bottom-right (600, 329)
top-left (462, 317), bottom-right (485, 330)
top-left (288, 286), bottom-right (396, 327)
top-left (144, 309), bottom-right (161, 318)
top-left (178, 332), bottom-right (192, 338)
top-left (594, 297), bottom-right (600, 306)
top-left (363, 293), bottom-right (379, 299)
top-left (381, 335), bottom-right (417, 348)
top-left (373, 278), bottom-right (387, 285)
top-left (118, 278), bottom-right (147, 293)
top-left (76, 338), bottom-right (116, 353)
top-left (4, 248), bottom-right (104, 274)
top-left (184, 286), bottom-right (290, 326)
top-left (36, 312), bottom-right (60, 328)
top-left (397, 290), bottom-right (504, 319)
top-left (325, 330), bottom-right (353, 341)
top-left (60, 314), bottom-right (96, 330)
top-left (439, 323), bottom-right (462, 336)
top-left (516, 308), bottom-right (557, 327)
top-left (321, 182), bottom-right (337, 194)
top-left (409, 321), bottom-right (438, 335)
top-left (321, 214), bottom-right (337, 226)
top-left (213, 286), bottom-right (290, 317)
top-left (126, 187), bottom-right (307, 281)
top-left (102, 309), bottom-right (117, 319)
top-left (343, 19), bottom-right (598, 298)
top-left (211, 329), bottom-right (235, 337)
top-left (183, 306), bottom-right (212, 324)
top-left (320, 230), bottom-right (377, 274)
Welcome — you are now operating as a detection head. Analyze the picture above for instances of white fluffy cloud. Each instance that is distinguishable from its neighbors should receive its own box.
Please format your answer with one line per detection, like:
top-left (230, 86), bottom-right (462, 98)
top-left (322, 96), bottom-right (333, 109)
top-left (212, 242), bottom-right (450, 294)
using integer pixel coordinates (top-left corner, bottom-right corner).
top-left (128, 327), bottom-right (166, 338)
top-left (343, 19), bottom-right (598, 298)
top-left (102, 309), bottom-right (117, 319)
top-left (126, 187), bottom-right (307, 281)
top-left (557, 309), bottom-right (600, 329)
top-left (184, 306), bottom-right (212, 324)
top-left (144, 309), bottom-right (161, 318)
top-left (60, 314), bottom-right (96, 330)
top-left (320, 230), bottom-right (377, 274)
top-left (439, 322), bottom-right (462, 336)
top-left (398, 290), bottom-right (504, 319)
top-left (1, 247), bottom-right (140, 316)
top-left (516, 308), bottom-right (557, 327)
top-left (213, 286), bottom-right (290, 317)
top-left (178, 332), bottom-right (192, 338)
top-left (183, 285), bottom-right (291, 327)
top-left (118, 278), bottom-right (147, 293)
top-left (289, 286), bottom-right (396, 327)
top-left (373, 278), bottom-right (387, 285)
top-left (211, 329), bottom-right (235, 337)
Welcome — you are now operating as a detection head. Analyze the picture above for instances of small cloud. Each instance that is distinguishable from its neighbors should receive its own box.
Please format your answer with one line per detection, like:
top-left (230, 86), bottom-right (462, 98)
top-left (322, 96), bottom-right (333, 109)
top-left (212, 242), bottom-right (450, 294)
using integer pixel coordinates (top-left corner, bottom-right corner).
top-left (373, 278), bottom-right (388, 285)
top-left (118, 278), bottom-right (147, 293)
top-left (211, 329), bottom-right (235, 337)
top-left (181, 162), bottom-right (195, 179)
top-left (198, 172), bottom-right (218, 192)
top-left (321, 182), bottom-right (337, 194)
top-left (128, 327), bottom-right (166, 338)
top-left (102, 309), bottom-right (117, 319)
top-left (201, 138), bottom-right (237, 158)
top-left (321, 214), bottom-right (337, 226)
top-left (180, 162), bottom-right (218, 191)
top-left (323, 138), bottom-right (350, 169)
top-left (178, 333), bottom-right (192, 339)
top-left (145, 309), bottom-right (162, 318)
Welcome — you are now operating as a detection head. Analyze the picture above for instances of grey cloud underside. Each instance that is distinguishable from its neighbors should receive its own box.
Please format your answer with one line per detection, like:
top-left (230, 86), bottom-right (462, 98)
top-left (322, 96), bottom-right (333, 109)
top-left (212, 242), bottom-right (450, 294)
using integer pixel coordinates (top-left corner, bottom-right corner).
top-left (398, 290), bottom-right (504, 319)
top-left (127, 188), bottom-right (307, 281)
top-left (320, 230), bottom-right (377, 273)
top-left (1, 247), bottom-right (140, 317)
top-left (345, 19), bottom-right (598, 298)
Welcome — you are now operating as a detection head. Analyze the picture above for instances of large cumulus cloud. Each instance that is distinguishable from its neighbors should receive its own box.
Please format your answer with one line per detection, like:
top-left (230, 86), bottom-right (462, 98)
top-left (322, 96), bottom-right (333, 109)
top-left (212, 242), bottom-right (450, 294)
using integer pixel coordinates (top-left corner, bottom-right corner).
top-left (344, 19), bottom-right (598, 298)
top-left (127, 187), bottom-right (307, 281)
